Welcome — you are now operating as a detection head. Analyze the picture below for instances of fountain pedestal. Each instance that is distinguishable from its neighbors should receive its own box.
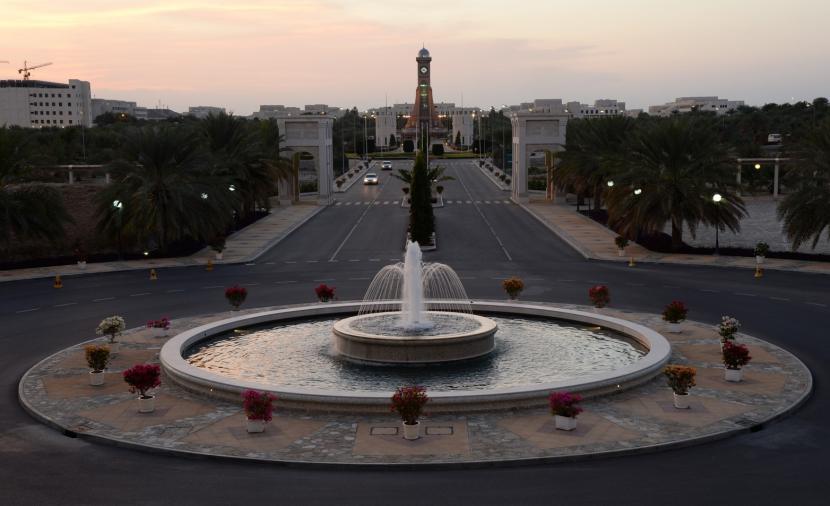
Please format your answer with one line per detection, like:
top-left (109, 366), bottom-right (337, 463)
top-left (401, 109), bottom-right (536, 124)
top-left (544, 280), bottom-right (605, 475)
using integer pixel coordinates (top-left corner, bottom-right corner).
top-left (333, 312), bottom-right (497, 365)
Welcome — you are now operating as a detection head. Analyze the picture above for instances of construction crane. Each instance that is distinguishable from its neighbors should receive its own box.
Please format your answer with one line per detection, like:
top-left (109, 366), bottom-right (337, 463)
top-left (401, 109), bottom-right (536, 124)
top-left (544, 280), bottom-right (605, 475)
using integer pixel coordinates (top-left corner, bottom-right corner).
top-left (18, 61), bottom-right (52, 80)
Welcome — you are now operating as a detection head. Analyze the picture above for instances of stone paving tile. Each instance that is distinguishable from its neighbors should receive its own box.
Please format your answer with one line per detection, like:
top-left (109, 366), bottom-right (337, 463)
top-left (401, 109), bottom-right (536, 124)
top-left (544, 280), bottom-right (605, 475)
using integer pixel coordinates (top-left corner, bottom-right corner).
top-left (498, 412), bottom-right (641, 450)
top-left (18, 306), bottom-right (812, 465)
top-left (77, 393), bottom-right (216, 433)
top-left (42, 373), bottom-right (125, 399)
top-left (182, 413), bottom-right (327, 453)
top-left (352, 420), bottom-right (470, 456)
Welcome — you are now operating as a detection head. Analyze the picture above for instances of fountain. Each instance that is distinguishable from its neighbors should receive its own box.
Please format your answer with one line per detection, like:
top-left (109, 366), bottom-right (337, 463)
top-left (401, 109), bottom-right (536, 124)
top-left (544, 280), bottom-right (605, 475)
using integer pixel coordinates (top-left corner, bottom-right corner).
top-left (332, 241), bottom-right (498, 364)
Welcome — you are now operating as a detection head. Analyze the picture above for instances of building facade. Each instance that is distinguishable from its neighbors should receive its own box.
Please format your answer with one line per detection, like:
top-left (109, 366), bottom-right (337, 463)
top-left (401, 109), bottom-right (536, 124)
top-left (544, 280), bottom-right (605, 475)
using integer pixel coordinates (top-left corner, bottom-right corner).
top-left (565, 99), bottom-right (626, 118)
top-left (0, 79), bottom-right (92, 128)
top-left (648, 96), bottom-right (744, 116)
top-left (91, 98), bottom-right (137, 122)
top-left (188, 106), bottom-right (226, 118)
top-left (451, 109), bottom-right (475, 147)
top-left (374, 107), bottom-right (397, 149)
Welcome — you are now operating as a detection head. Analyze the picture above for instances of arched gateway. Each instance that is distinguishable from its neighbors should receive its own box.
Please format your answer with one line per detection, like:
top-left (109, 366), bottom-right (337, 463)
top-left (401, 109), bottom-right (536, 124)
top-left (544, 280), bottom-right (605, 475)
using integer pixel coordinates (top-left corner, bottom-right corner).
top-left (278, 117), bottom-right (334, 205)
top-left (510, 111), bottom-right (569, 203)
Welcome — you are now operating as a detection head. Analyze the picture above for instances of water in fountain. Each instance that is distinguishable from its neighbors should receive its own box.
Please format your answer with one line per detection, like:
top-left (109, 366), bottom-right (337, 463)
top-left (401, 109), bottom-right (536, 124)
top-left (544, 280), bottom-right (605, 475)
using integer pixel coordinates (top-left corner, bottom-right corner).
top-left (358, 241), bottom-right (472, 331)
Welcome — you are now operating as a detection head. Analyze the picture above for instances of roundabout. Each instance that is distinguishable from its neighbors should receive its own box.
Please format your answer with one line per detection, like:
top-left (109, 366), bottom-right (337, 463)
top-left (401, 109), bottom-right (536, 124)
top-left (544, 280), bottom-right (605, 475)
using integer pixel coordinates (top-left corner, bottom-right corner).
top-left (18, 301), bottom-right (810, 467)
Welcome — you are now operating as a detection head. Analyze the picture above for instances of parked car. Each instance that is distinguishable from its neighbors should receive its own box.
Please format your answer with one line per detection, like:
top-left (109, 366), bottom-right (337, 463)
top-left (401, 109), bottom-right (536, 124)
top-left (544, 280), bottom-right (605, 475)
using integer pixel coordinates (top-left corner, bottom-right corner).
top-left (767, 133), bottom-right (782, 144)
top-left (381, 160), bottom-right (393, 170)
top-left (363, 173), bottom-right (379, 185)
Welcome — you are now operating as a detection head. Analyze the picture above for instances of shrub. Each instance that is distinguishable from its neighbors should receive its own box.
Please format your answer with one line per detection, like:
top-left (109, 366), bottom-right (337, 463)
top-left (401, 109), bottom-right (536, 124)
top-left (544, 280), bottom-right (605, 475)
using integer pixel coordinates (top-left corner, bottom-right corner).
top-left (299, 181), bottom-right (318, 193)
top-left (242, 389), bottom-right (276, 422)
top-left (588, 285), bottom-right (610, 308)
top-left (390, 386), bottom-right (429, 425)
top-left (664, 365), bottom-right (696, 395)
top-left (402, 187), bottom-right (410, 195)
top-left (722, 341), bottom-right (752, 369)
top-left (146, 317), bottom-right (170, 330)
top-left (85, 345), bottom-right (111, 372)
top-left (225, 285), bottom-right (248, 309)
top-left (499, 174), bottom-right (507, 181)
top-left (336, 179), bottom-right (344, 188)
top-left (123, 364), bottom-right (161, 398)
top-left (431, 143), bottom-right (444, 156)
top-left (502, 277), bottom-right (524, 299)
top-left (549, 391), bottom-right (583, 418)
top-left (403, 139), bottom-right (414, 153)
top-left (717, 316), bottom-right (741, 341)
top-left (505, 178), bottom-right (511, 185)
top-left (754, 242), bottom-right (770, 256)
top-left (662, 301), bottom-right (688, 323)
top-left (314, 283), bottom-right (336, 302)
top-left (435, 185), bottom-right (444, 194)
top-left (96, 316), bottom-right (126, 343)
top-left (614, 236), bottom-right (629, 249)
top-left (208, 236), bottom-right (226, 253)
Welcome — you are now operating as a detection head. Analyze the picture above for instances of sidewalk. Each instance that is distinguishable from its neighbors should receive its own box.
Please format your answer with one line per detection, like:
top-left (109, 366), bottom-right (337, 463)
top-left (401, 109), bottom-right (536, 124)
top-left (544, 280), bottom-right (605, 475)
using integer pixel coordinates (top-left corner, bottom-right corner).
top-left (0, 202), bottom-right (323, 283)
top-left (522, 199), bottom-right (830, 275)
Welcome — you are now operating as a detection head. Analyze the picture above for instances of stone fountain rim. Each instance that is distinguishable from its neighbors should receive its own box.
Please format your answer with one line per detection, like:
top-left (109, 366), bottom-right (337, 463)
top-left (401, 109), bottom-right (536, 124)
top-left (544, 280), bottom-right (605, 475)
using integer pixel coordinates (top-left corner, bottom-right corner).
top-left (160, 300), bottom-right (672, 410)
top-left (333, 311), bottom-right (496, 342)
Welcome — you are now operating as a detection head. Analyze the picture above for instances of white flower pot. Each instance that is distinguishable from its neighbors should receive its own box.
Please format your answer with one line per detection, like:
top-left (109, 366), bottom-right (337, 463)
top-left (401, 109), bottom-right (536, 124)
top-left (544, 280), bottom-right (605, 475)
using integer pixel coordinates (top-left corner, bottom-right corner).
top-left (725, 368), bottom-right (743, 382)
top-left (666, 322), bottom-right (683, 333)
top-left (617, 249), bottom-right (625, 257)
top-left (89, 371), bottom-right (104, 386)
top-left (756, 255), bottom-right (765, 265)
top-left (554, 415), bottom-right (577, 431)
top-left (246, 419), bottom-right (267, 433)
top-left (673, 392), bottom-right (690, 409)
top-left (402, 421), bottom-right (420, 440)
top-left (153, 329), bottom-right (169, 338)
top-left (215, 252), bottom-right (224, 260)
top-left (77, 261), bottom-right (87, 269)
top-left (138, 395), bottom-right (155, 413)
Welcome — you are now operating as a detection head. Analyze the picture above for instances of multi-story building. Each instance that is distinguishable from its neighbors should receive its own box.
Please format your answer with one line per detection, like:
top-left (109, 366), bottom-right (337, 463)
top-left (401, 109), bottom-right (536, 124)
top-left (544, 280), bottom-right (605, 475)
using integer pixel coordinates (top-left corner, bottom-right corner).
top-left (251, 105), bottom-right (303, 119)
top-left (565, 99), bottom-right (626, 118)
top-left (374, 107), bottom-right (397, 149)
top-left (648, 96), bottom-right (744, 116)
top-left (0, 78), bottom-right (92, 128)
top-left (91, 98), bottom-right (137, 122)
top-left (134, 107), bottom-right (180, 121)
top-left (451, 108), bottom-right (475, 147)
top-left (188, 106), bottom-right (226, 118)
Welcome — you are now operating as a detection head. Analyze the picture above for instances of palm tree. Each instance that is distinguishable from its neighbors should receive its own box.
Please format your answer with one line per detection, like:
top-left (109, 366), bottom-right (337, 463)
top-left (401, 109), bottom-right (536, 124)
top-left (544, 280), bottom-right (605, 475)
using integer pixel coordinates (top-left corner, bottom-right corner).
top-left (605, 117), bottom-right (745, 250)
top-left (257, 118), bottom-right (294, 202)
top-left (778, 120), bottom-right (830, 249)
top-left (0, 127), bottom-right (72, 251)
top-left (392, 164), bottom-right (454, 187)
top-left (97, 125), bottom-right (232, 254)
top-left (557, 116), bottom-right (634, 209)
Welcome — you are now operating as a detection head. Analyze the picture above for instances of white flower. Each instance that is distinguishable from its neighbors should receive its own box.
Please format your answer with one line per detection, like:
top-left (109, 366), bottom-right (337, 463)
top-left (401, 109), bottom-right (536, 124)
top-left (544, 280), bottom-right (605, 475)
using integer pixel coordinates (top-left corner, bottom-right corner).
top-left (96, 315), bottom-right (126, 341)
top-left (717, 315), bottom-right (741, 337)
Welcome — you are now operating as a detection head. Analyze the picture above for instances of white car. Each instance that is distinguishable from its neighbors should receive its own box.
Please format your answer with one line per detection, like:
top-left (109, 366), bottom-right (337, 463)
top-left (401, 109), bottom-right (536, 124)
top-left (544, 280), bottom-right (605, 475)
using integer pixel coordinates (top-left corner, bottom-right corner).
top-left (381, 160), bottom-right (393, 170)
top-left (363, 173), bottom-right (379, 185)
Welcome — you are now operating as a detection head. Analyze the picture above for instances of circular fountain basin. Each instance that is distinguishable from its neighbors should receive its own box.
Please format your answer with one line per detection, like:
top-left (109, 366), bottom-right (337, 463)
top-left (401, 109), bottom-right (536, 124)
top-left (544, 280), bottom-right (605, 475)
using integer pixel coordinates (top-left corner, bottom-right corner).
top-left (333, 311), bottom-right (497, 364)
top-left (160, 301), bottom-right (671, 412)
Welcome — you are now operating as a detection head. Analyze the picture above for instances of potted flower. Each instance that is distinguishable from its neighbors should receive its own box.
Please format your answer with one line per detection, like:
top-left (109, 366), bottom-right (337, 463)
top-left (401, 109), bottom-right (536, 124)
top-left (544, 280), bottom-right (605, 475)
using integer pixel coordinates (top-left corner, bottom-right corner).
top-left (717, 316), bottom-right (741, 345)
top-left (85, 344), bottom-right (111, 386)
top-left (123, 364), bottom-right (161, 413)
top-left (662, 301), bottom-right (688, 333)
top-left (146, 317), bottom-right (171, 338)
top-left (754, 242), bottom-right (769, 264)
top-left (336, 179), bottom-right (344, 189)
top-left (402, 187), bottom-right (410, 195)
top-left (96, 315), bottom-right (126, 354)
top-left (242, 389), bottom-right (277, 433)
top-left (225, 285), bottom-right (248, 311)
top-left (390, 386), bottom-right (429, 440)
top-left (614, 236), bottom-right (629, 257)
top-left (664, 365), bottom-right (696, 409)
top-left (209, 236), bottom-right (226, 260)
top-left (548, 391), bottom-right (584, 431)
top-left (588, 285), bottom-right (610, 308)
top-left (435, 185), bottom-right (444, 195)
top-left (314, 283), bottom-right (336, 302)
top-left (722, 341), bottom-right (752, 382)
top-left (502, 277), bottom-right (524, 300)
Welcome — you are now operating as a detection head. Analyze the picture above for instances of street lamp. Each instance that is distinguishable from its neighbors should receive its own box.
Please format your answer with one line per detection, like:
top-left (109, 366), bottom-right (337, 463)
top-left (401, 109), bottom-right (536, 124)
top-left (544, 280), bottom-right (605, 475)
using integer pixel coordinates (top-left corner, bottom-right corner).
top-left (754, 163), bottom-right (761, 170)
top-left (712, 193), bottom-right (722, 255)
top-left (112, 200), bottom-right (123, 260)
top-left (633, 188), bottom-right (642, 195)
top-left (607, 180), bottom-right (615, 187)
top-left (201, 193), bottom-right (208, 200)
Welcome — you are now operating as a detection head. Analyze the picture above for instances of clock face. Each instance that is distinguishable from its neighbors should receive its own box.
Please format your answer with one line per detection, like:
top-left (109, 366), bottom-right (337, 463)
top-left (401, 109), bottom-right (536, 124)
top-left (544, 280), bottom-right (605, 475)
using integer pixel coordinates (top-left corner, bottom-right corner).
top-left (420, 66), bottom-right (428, 74)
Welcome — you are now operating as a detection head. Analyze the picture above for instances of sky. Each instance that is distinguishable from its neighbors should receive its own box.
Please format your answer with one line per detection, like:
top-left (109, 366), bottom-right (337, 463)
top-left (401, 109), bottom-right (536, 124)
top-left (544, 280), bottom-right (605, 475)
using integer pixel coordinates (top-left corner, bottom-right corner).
top-left (2, 0), bottom-right (829, 115)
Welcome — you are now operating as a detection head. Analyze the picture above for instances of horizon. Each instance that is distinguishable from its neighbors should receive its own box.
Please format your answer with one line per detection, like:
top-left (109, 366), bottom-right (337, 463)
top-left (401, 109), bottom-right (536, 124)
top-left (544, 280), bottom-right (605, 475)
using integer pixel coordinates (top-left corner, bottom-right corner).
top-left (3, 0), bottom-right (829, 115)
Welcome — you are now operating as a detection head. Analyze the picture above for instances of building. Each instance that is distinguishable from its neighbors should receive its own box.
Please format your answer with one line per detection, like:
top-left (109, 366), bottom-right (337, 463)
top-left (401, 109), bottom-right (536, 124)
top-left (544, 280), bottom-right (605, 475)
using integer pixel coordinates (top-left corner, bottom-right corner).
top-left (0, 78), bottom-right (91, 128)
top-left (134, 107), bottom-right (180, 121)
top-left (188, 106), bottom-right (226, 118)
top-left (91, 98), bottom-right (137, 122)
top-left (303, 104), bottom-right (345, 117)
top-left (648, 96), bottom-right (744, 116)
top-left (451, 108), bottom-right (475, 147)
top-left (374, 107), bottom-right (397, 150)
top-left (400, 47), bottom-right (448, 148)
top-left (252, 105), bottom-right (303, 119)
top-left (565, 99), bottom-right (626, 118)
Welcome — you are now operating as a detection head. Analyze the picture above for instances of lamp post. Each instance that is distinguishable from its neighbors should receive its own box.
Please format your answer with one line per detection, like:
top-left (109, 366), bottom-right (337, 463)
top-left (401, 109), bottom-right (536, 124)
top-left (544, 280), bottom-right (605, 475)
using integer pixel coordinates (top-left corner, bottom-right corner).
top-left (712, 193), bottom-right (722, 255)
top-left (112, 200), bottom-right (123, 260)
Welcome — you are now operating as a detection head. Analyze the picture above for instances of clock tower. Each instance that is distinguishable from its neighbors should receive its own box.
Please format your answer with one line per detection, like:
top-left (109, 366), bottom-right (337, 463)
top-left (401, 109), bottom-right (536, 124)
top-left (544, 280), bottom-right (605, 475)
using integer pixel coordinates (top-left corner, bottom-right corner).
top-left (402, 47), bottom-right (446, 149)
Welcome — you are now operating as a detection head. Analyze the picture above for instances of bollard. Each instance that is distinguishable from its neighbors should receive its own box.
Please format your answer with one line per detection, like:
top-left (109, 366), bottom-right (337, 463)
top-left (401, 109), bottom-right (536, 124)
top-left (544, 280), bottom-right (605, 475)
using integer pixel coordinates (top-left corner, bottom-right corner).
top-left (53, 275), bottom-right (63, 288)
top-left (206, 259), bottom-right (214, 272)
top-left (628, 257), bottom-right (636, 267)
top-left (754, 266), bottom-right (763, 278)
top-left (150, 269), bottom-right (158, 280)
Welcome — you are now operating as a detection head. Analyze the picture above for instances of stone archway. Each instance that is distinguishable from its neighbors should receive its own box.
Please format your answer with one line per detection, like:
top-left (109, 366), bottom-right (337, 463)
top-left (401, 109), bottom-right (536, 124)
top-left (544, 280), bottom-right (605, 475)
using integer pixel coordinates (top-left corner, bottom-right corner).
top-left (280, 117), bottom-right (334, 205)
top-left (510, 111), bottom-right (569, 203)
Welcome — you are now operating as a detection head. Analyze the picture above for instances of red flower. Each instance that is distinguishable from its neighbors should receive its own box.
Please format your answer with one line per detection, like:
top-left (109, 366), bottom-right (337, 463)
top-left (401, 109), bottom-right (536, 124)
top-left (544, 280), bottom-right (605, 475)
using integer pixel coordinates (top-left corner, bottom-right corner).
top-left (225, 285), bottom-right (248, 307)
top-left (242, 389), bottom-right (277, 422)
top-left (722, 341), bottom-right (752, 369)
top-left (588, 285), bottom-right (610, 308)
top-left (548, 391), bottom-right (584, 418)
top-left (314, 284), bottom-right (336, 302)
top-left (123, 364), bottom-right (161, 398)
top-left (390, 386), bottom-right (429, 424)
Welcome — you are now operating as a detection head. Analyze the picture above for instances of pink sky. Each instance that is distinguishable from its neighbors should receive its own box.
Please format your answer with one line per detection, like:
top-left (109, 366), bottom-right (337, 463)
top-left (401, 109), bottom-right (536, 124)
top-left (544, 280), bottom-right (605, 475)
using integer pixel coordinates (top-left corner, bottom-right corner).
top-left (3, 0), bottom-right (829, 114)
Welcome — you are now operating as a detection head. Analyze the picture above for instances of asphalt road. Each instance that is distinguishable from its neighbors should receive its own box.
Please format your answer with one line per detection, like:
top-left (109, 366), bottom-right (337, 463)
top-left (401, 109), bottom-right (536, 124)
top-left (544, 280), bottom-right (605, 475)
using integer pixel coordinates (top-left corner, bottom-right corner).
top-left (1, 159), bottom-right (829, 505)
